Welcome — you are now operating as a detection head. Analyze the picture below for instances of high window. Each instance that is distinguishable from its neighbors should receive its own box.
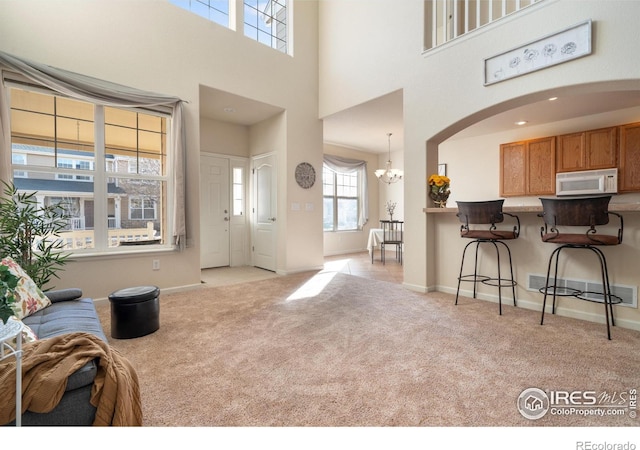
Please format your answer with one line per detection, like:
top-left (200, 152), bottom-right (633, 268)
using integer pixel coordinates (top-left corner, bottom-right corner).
top-left (244, 0), bottom-right (288, 54)
top-left (170, 0), bottom-right (230, 27)
top-left (9, 88), bottom-right (169, 251)
top-left (323, 166), bottom-right (360, 232)
top-left (170, 0), bottom-right (289, 54)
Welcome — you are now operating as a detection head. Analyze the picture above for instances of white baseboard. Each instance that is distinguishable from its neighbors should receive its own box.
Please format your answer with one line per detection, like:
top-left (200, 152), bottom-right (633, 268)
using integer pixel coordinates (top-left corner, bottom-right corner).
top-left (439, 285), bottom-right (640, 332)
top-left (94, 282), bottom-right (203, 304)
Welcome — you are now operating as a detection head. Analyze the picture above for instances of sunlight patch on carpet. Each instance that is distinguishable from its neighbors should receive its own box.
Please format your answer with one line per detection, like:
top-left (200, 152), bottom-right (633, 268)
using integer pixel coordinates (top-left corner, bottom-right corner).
top-left (321, 258), bottom-right (351, 274)
top-left (286, 271), bottom-right (338, 302)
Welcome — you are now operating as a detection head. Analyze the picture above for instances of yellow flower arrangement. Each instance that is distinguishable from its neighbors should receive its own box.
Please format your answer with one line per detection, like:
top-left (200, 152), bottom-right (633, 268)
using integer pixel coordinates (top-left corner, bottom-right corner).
top-left (428, 174), bottom-right (451, 207)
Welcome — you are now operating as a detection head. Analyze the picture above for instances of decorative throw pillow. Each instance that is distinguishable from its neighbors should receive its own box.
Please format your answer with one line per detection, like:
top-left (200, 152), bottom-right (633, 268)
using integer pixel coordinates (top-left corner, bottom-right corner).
top-left (0, 257), bottom-right (50, 320)
top-left (20, 321), bottom-right (38, 343)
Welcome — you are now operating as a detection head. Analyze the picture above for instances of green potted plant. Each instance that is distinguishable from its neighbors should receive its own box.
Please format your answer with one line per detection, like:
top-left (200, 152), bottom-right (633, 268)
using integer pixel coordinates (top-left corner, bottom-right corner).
top-left (0, 181), bottom-right (71, 291)
top-left (0, 264), bottom-right (19, 325)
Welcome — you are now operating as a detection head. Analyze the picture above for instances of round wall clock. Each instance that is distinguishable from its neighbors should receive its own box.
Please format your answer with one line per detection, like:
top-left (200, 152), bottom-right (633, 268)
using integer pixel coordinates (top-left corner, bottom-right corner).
top-left (295, 162), bottom-right (316, 189)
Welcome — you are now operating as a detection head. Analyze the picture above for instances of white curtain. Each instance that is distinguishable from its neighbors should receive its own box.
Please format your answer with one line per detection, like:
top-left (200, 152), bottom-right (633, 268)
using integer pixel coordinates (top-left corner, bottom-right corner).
top-left (0, 51), bottom-right (187, 248)
top-left (323, 154), bottom-right (369, 228)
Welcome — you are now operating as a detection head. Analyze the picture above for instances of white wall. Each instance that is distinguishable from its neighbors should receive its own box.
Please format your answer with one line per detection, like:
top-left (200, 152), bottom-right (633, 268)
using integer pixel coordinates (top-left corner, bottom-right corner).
top-left (0, 0), bottom-right (322, 297)
top-left (200, 117), bottom-right (250, 158)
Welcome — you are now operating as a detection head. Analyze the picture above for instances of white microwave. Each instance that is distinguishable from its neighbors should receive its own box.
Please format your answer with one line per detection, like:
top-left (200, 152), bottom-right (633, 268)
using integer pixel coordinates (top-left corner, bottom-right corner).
top-left (556, 168), bottom-right (618, 196)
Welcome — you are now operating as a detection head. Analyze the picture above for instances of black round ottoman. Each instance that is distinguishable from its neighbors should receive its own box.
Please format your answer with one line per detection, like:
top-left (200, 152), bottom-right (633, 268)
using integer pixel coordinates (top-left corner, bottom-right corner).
top-left (108, 285), bottom-right (160, 339)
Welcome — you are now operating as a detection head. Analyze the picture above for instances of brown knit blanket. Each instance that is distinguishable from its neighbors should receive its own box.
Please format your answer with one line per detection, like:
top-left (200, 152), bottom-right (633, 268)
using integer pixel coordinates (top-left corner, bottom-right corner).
top-left (0, 332), bottom-right (142, 426)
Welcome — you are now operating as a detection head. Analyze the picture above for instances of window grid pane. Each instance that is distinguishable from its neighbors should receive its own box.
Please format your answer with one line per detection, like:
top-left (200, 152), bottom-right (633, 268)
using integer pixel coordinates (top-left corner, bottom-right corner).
top-left (243, 0), bottom-right (288, 53)
top-left (105, 107), bottom-right (166, 177)
top-left (170, 0), bottom-right (229, 28)
top-left (337, 198), bottom-right (358, 231)
top-left (11, 90), bottom-right (95, 166)
top-left (323, 197), bottom-right (335, 231)
top-left (232, 167), bottom-right (244, 216)
top-left (336, 172), bottom-right (357, 197)
top-left (323, 166), bottom-right (335, 196)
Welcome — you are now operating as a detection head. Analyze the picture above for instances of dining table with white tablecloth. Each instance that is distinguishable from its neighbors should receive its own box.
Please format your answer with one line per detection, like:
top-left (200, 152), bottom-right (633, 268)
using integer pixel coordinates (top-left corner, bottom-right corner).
top-left (367, 228), bottom-right (384, 259)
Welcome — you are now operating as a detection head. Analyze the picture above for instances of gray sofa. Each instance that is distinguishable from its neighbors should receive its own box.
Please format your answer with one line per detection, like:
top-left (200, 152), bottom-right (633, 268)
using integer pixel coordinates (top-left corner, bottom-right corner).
top-left (7, 288), bottom-right (107, 426)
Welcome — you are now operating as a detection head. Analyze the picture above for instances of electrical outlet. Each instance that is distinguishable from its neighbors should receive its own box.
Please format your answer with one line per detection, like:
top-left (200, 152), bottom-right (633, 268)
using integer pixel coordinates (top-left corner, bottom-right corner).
top-left (152, 259), bottom-right (160, 270)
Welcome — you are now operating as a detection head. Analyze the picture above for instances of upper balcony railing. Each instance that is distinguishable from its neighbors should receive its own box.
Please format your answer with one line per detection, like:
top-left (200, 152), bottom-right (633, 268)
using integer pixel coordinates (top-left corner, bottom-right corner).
top-left (57, 222), bottom-right (157, 250)
top-left (424, 0), bottom-right (544, 51)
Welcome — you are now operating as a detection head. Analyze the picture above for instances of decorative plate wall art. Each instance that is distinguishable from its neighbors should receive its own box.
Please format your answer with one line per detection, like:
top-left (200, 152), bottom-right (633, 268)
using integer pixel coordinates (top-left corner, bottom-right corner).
top-left (295, 162), bottom-right (316, 189)
top-left (484, 20), bottom-right (592, 86)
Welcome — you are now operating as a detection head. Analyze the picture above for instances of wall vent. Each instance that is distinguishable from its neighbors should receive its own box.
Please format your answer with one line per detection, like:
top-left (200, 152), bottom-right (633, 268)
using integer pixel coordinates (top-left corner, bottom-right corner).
top-left (527, 274), bottom-right (637, 308)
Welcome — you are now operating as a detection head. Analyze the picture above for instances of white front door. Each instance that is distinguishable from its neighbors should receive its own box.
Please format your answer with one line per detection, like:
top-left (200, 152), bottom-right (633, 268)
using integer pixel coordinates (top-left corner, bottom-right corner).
top-left (200, 154), bottom-right (230, 268)
top-left (252, 153), bottom-right (277, 272)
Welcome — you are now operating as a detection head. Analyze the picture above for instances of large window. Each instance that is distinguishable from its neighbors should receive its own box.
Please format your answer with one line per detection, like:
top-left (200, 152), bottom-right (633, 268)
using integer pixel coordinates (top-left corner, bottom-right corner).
top-left (9, 88), bottom-right (169, 251)
top-left (323, 165), bottom-right (360, 232)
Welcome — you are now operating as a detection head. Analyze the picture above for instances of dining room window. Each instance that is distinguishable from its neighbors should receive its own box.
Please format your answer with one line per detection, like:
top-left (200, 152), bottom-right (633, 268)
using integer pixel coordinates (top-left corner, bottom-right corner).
top-left (323, 165), bottom-right (359, 232)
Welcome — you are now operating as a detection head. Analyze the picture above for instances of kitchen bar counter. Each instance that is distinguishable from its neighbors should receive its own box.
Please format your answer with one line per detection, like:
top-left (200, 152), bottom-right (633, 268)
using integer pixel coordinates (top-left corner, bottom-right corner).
top-left (422, 198), bottom-right (640, 332)
top-left (424, 203), bottom-right (640, 214)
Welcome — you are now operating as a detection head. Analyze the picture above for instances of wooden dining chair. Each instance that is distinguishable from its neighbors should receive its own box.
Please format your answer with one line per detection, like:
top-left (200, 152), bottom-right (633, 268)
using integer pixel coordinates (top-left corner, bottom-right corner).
top-left (379, 220), bottom-right (404, 265)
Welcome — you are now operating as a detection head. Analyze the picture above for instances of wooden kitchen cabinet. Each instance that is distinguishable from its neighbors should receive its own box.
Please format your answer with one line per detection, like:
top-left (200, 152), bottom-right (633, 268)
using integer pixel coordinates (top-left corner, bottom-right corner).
top-left (619, 122), bottom-right (640, 192)
top-left (556, 132), bottom-right (584, 172)
top-left (556, 126), bottom-right (617, 172)
top-left (500, 141), bottom-right (526, 196)
top-left (587, 127), bottom-right (617, 169)
top-left (500, 137), bottom-right (555, 197)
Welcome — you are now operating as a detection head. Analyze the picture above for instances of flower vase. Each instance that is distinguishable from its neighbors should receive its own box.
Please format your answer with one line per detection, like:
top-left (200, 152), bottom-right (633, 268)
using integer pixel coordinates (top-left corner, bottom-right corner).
top-left (429, 190), bottom-right (450, 208)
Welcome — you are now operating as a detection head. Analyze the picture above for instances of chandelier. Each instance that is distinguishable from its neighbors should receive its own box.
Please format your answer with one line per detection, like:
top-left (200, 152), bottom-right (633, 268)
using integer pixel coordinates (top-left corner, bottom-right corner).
top-left (375, 132), bottom-right (403, 184)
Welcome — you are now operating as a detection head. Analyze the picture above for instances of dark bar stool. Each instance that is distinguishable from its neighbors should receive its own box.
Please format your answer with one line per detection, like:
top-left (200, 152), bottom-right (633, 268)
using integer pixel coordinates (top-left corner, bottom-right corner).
top-left (538, 195), bottom-right (623, 340)
top-left (455, 200), bottom-right (520, 315)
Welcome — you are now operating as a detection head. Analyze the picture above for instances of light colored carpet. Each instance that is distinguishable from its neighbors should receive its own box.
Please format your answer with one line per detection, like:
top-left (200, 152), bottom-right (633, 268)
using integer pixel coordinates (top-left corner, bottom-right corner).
top-left (95, 270), bottom-right (640, 427)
